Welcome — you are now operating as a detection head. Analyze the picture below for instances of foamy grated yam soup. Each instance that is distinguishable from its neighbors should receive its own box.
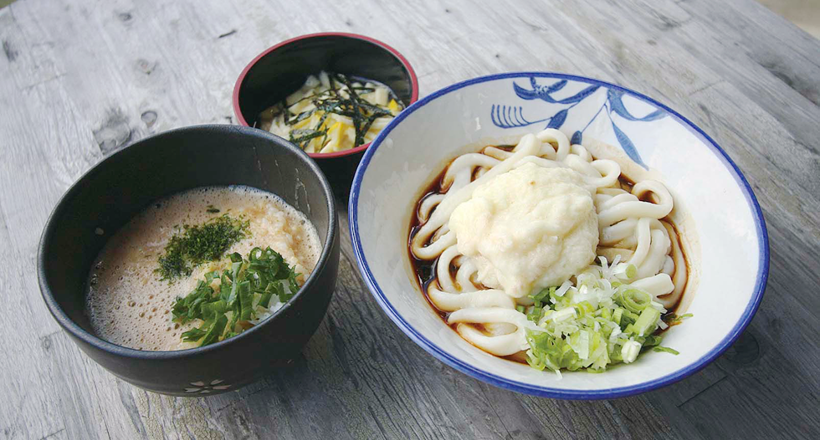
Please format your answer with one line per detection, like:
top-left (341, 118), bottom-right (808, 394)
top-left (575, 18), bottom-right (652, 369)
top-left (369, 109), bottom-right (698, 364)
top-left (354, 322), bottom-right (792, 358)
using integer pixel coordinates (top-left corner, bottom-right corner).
top-left (86, 186), bottom-right (322, 351)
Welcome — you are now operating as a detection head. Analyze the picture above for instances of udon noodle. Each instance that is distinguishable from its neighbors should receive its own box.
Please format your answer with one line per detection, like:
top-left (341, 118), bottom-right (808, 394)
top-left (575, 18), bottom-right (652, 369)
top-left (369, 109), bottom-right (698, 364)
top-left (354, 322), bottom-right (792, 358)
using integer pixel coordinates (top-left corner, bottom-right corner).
top-left (409, 129), bottom-right (689, 370)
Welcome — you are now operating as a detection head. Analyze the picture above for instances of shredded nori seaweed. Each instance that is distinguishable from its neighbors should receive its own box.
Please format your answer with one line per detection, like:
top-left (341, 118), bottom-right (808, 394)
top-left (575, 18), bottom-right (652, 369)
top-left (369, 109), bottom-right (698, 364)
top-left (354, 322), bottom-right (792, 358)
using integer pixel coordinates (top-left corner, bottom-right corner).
top-left (289, 129), bottom-right (326, 146)
top-left (265, 72), bottom-right (402, 151)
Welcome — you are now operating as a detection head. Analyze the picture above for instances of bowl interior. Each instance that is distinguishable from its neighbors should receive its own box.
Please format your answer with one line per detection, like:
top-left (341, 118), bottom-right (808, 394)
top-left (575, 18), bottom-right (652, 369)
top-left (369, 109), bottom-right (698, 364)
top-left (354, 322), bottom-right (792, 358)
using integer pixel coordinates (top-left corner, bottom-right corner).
top-left (40, 125), bottom-right (333, 338)
top-left (235, 34), bottom-right (416, 131)
top-left (351, 73), bottom-right (767, 398)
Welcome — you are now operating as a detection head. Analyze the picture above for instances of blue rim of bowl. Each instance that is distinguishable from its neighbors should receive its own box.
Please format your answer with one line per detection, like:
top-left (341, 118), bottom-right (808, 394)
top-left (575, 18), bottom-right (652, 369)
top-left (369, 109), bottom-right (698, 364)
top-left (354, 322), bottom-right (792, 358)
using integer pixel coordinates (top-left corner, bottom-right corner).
top-left (348, 72), bottom-right (769, 399)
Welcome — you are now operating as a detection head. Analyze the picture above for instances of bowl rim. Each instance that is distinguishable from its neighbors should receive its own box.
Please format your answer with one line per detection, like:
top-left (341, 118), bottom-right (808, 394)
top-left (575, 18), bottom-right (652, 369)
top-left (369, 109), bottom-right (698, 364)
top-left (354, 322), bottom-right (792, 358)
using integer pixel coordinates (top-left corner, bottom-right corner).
top-left (37, 124), bottom-right (338, 360)
top-left (232, 32), bottom-right (420, 160)
top-left (348, 72), bottom-right (769, 399)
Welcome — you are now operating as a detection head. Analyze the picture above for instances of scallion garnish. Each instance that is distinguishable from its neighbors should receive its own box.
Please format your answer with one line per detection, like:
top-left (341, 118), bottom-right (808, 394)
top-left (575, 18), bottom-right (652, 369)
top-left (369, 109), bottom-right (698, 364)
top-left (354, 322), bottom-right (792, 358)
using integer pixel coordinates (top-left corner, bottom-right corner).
top-left (653, 346), bottom-right (680, 355)
top-left (522, 258), bottom-right (690, 373)
top-left (171, 247), bottom-right (301, 347)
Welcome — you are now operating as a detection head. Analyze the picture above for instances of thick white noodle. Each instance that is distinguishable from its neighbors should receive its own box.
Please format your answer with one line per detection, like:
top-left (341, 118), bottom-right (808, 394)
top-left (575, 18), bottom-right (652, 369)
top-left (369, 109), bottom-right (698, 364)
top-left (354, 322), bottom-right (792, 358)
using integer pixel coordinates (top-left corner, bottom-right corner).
top-left (410, 129), bottom-right (687, 357)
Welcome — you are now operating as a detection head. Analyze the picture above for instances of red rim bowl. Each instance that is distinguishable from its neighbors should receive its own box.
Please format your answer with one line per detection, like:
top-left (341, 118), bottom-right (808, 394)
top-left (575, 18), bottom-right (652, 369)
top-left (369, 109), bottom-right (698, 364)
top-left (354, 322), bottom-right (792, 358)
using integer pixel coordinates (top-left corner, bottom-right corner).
top-left (233, 32), bottom-right (419, 159)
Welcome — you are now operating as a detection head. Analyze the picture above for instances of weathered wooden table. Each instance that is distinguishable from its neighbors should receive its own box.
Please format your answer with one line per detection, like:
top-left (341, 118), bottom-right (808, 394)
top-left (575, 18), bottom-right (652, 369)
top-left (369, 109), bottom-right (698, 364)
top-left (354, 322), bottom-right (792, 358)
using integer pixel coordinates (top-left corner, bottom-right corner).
top-left (2, 0), bottom-right (819, 438)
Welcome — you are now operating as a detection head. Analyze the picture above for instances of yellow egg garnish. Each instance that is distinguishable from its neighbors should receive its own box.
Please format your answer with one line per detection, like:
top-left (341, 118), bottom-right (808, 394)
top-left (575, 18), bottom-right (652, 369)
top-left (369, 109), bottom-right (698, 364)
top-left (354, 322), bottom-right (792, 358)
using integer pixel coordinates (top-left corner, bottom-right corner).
top-left (321, 121), bottom-right (346, 153)
top-left (388, 99), bottom-right (400, 115)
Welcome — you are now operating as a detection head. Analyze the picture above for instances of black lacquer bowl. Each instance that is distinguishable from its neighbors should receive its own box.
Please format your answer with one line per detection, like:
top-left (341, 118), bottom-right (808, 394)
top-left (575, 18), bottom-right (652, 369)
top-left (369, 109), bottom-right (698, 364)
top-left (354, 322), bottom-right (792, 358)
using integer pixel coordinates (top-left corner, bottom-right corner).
top-left (232, 32), bottom-right (418, 195)
top-left (38, 125), bottom-right (340, 396)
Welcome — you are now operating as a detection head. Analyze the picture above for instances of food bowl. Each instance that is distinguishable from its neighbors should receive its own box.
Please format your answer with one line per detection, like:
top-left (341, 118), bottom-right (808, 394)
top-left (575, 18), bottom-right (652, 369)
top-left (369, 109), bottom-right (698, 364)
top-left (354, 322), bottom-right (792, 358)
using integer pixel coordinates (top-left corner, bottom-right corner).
top-left (233, 32), bottom-right (419, 192)
top-left (38, 125), bottom-right (340, 396)
top-left (349, 73), bottom-right (768, 399)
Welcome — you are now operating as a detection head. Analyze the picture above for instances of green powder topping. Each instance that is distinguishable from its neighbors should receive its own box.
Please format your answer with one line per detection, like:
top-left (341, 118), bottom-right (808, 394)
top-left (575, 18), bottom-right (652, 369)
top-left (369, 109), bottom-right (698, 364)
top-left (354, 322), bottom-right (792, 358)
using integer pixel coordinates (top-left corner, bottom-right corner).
top-left (156, 214), bottom-right (249, 281)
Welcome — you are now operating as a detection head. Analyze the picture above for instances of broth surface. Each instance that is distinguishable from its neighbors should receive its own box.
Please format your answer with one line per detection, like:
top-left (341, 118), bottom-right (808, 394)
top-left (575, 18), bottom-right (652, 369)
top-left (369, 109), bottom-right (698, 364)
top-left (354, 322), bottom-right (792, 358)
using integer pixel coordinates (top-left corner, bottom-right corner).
top-left (86, 186), bottom-right (322, 351)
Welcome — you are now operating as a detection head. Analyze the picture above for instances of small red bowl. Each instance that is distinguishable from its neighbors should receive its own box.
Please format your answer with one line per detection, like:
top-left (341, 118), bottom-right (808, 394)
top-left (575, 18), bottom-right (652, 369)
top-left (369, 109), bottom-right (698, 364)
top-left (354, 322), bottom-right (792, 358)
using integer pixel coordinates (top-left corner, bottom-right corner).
top-left (233, 33), bottom-right (419, 162)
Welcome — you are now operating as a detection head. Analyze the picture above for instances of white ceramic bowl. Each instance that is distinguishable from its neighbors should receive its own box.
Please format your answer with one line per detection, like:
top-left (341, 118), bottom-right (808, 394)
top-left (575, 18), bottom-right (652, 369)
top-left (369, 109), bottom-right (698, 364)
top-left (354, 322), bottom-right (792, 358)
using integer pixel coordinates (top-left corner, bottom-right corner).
top-left (349, 73), bottom-right (768, 399)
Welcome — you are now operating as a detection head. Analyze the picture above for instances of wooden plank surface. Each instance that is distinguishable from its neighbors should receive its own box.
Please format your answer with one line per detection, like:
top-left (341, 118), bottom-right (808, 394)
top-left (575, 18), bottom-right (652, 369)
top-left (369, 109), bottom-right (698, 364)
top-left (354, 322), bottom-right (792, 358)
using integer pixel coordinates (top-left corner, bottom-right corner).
top-left (1, 0), bottom-right (819, 438)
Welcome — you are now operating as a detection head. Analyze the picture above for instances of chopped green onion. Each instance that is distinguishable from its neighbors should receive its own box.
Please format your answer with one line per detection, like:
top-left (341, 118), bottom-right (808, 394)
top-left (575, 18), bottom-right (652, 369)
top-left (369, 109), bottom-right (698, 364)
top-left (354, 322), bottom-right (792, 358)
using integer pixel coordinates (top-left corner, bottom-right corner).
top-left (526, 306), bottom-right (543, 323)
top-left (653, 346), bottom-right (680, 355)
top-left (621, 340), bottom-right (641, 363)
top-left (522, 261), bottom-right (689, 373)
top-left (170, 247), bottom-right (301, 347)
top-left (528, 287), bottom-right (553, 307)
top-left (633, 307), bottom-right (661, 336)
top-left (642, 334), bottom-right (663, 347)
top-left (663, 313), bottom-right (694, 325)
top-left (615, 289), bottom-right (652, 313)
top-left (613, 307), bottom-right (623, 325)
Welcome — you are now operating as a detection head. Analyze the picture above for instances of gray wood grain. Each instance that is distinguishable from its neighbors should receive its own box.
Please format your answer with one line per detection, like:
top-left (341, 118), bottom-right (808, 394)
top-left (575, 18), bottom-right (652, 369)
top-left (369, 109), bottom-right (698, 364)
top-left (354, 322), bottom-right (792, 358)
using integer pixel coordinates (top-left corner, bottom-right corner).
top-left (1, 0), bottom-right (819, 438)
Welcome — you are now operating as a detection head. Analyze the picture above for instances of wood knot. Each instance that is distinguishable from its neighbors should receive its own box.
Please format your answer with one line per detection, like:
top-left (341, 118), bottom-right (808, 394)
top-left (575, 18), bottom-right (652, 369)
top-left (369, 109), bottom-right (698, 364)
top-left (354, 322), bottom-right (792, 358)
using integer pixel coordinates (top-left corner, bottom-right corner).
top-left (93, 109), bottom-right (133, 154)
top-left (136, 59), bottom-right (157, 75)
top-left (2, 40), bottom-right (18, 62)
top-left (141, 110), bottom-right (158, 128)
top-left (41, 334), bottom-right (53, 352)
top-left (768, 317), bottom-right (782, 337)
top-left (118, 11), bottom-right (133, 22)
top-left (657, 14), bottom-right (682, 31)
top-left (724, 331), bottom-right (760, 366)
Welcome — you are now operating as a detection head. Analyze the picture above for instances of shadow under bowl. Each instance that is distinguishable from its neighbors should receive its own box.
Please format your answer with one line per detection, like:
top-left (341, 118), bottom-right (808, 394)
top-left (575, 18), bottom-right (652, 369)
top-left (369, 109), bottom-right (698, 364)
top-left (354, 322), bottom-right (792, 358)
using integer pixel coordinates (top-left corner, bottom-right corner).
top-left (38, 125), bottom-right (340, 396)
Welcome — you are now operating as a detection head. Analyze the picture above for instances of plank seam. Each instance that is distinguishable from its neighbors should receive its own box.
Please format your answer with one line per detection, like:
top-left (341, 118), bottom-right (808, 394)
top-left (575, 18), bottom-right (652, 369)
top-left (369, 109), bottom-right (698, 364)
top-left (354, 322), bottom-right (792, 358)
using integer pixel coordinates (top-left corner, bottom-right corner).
top-left (676, 375), bottom-right (728, 408)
